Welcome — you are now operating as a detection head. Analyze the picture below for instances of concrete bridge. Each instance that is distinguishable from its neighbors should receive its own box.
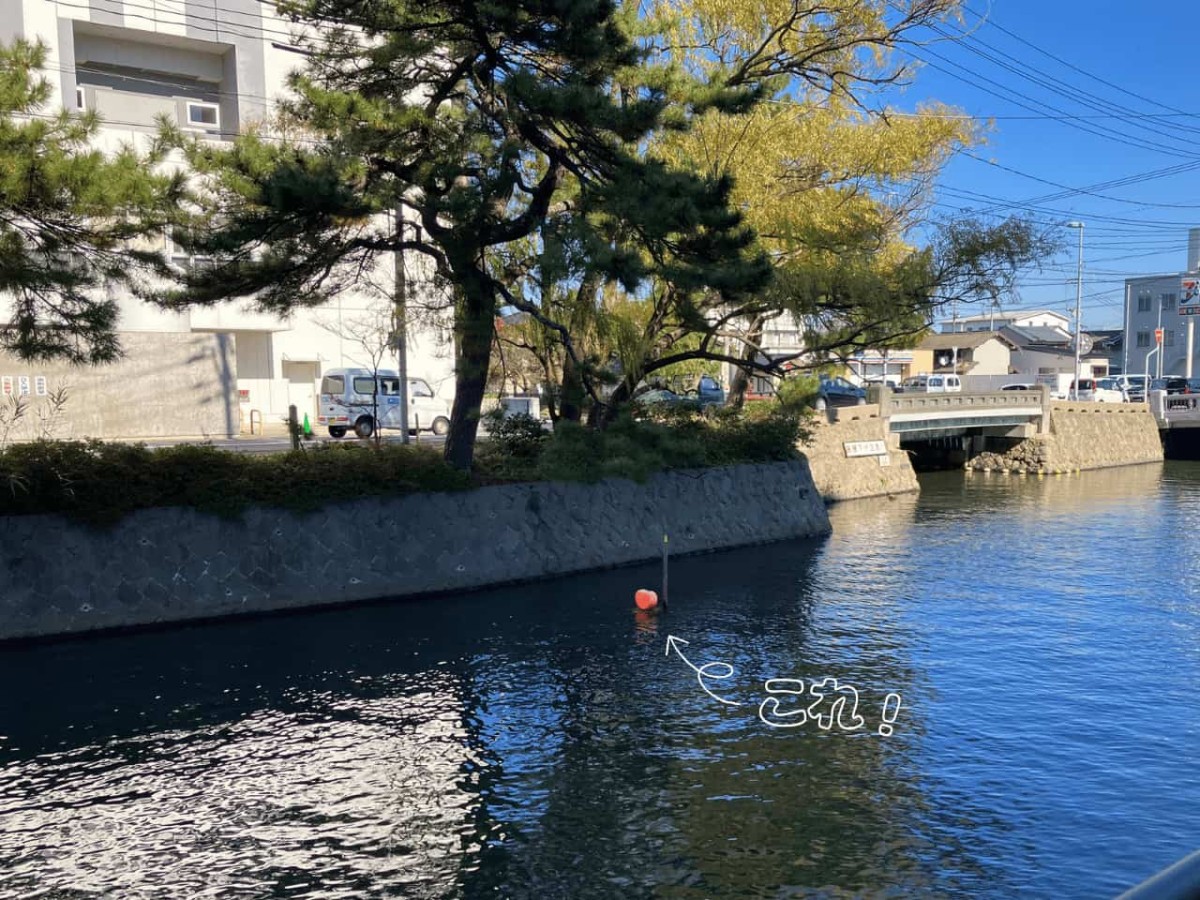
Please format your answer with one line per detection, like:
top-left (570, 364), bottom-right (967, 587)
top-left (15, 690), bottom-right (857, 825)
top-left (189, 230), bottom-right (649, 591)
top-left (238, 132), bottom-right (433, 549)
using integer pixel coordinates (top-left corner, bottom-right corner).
top-left (805, 385), bottom-right (1162, 499)
top-left (1150, 391), bottom-right (1200, 431)
top-left (834, 386), bottom-right (1052, 440)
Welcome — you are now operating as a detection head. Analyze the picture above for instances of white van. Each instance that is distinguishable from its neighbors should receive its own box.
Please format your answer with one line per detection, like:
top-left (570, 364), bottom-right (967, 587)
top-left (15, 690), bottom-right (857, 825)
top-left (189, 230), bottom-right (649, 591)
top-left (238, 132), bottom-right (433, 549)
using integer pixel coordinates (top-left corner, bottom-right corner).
top-left (924, 374), bottom-right (962, 393)
top-left (1111, 374), bottom-right (1149, 401)
top-left (317, 368), bottom-right (451, 439)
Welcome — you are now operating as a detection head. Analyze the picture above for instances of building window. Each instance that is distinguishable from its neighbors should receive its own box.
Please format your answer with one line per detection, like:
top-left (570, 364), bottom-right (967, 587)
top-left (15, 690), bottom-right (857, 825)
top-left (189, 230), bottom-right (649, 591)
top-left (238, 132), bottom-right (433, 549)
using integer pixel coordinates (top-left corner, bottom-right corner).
top-left (1136, 331), bottom-right (1151, 348)
top-left (1162, 292), bottom-right (1177, 310)
top-left (1166, 329), bottom-right (1176, 347)
top-left (169, 226), bottom-right (213, 271)
top-left (184, 101), bottom-right (220, 129)
top-left (1138, 291), bottom-right (1152, 312)
top-left (75, 87), bottom-right (85, 110)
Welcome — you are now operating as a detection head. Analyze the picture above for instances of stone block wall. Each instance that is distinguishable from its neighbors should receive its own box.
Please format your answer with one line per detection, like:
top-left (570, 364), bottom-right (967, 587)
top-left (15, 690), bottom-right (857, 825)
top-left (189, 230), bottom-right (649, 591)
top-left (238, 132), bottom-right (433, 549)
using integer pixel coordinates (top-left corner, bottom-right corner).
top-left (0, 332), bottom-right (239, 441)
top-left (966, 402), bottom-right (1163, 473)
top-left (801, 408), bottom-right (920, 502)
top-left (0, 461), bottom-right (830, 642)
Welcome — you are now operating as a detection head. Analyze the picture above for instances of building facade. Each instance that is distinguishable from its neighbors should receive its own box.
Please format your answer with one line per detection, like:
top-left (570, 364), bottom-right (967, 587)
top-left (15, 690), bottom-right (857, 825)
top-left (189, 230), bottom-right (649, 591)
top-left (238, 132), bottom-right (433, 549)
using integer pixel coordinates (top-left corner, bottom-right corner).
top-left (1122, 229), bottom-right (1200, 379)
top-left (918, 332), bottom-right (1014, 377)
top-left (938, 309), bottom-right (1072, 335)
top-left (0, 0), bottom-right (454, 439)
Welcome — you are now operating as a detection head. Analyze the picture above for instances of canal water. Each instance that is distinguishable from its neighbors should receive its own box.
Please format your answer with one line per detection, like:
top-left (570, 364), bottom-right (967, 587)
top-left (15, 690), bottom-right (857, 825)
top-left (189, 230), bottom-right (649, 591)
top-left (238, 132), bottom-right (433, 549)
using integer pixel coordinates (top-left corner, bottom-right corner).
top-left (2, 462), bottom-right (1199, 899)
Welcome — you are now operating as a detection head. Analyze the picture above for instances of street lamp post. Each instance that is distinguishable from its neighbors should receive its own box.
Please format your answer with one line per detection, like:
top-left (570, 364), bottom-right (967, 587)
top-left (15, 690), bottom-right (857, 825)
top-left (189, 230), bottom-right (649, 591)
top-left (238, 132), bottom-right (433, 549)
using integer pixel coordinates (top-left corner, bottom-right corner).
top-left (1067, 222), bottom-right (1085, 400)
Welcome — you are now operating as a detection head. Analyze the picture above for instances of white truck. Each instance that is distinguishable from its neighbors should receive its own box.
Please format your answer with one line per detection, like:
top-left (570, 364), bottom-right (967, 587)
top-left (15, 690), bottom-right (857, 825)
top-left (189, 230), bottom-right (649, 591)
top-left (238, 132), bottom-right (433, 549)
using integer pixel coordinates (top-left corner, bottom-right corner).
top-left (1036, 373), bottom-right (1074, 400)
top-left (317, 368), bottom-right (451, 439)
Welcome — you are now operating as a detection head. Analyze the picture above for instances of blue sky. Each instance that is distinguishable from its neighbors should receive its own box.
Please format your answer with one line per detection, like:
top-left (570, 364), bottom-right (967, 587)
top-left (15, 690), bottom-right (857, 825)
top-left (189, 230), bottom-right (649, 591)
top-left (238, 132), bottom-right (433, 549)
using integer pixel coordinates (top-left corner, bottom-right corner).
top-left (886, 0), bottom-right (1199, 330)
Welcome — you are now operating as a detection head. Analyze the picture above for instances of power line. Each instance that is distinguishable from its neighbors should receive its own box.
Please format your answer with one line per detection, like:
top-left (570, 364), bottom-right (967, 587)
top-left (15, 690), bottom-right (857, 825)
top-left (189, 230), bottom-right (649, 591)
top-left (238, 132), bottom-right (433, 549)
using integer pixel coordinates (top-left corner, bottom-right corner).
top-left (928, 17), bottom-right (1200, 148)
top-left (962, 3), bottom-right (1193, 121)
top-left (908, 42), bottom-right (1200, 160)
top-left (961, 153), bottom-right (1200, 211)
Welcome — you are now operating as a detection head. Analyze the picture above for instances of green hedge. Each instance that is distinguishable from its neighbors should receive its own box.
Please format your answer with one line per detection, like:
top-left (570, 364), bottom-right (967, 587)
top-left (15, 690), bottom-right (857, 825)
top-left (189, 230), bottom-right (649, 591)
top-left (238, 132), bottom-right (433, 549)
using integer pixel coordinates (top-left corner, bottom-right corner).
top-left (0, 405), bottom-right (809, 524)
top-left (475, 405), bottom-right (809, 483)
top-left (0, 440), bottom-right (471, 524)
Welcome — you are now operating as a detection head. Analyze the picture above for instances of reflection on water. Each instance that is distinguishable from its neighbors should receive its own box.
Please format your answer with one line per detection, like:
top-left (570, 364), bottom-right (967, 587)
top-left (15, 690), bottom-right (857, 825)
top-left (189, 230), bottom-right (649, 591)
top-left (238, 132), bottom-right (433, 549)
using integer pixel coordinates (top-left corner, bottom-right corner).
top-left (3, 461), bottom-right (1200, 898)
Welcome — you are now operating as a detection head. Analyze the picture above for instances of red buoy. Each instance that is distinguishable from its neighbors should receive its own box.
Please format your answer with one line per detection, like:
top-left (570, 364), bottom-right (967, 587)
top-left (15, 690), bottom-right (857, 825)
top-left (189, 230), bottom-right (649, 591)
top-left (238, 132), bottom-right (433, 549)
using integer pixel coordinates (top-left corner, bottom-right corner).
top-left (634, 588), bottom-right (659, 611)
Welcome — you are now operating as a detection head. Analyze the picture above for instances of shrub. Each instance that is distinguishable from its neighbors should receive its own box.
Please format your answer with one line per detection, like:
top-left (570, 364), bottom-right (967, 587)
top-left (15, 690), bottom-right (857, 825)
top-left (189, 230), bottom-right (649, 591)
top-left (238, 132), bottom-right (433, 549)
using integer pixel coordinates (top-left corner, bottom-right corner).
top-left (776, 374), bottom-right (821, 411)
top-left (0, 440), bottom-right (471, 525)
top-left (523, 404), bottom-right (804, 484)
top-left (481, 408), bottom-right (548, 459)
top-left (536, 415), bottom-right (710, 483)
top-left (0, 401), bottom-right (808, 524)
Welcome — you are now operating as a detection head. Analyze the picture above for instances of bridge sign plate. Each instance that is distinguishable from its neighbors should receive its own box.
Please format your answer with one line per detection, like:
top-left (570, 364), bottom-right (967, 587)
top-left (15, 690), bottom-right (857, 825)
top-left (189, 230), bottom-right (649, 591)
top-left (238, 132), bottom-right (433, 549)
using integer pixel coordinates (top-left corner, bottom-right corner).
top-left (844, 440), bottom-right (888, 458)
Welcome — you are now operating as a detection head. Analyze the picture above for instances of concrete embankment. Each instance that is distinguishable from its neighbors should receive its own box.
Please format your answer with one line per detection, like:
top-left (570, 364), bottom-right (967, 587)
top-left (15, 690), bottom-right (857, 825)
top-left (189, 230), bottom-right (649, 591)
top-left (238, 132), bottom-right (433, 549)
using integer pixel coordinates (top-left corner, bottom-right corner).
top-left (802, 405), bottom-right (920, 502)
top-left (966, 402), bottom-right (1163, 474)
top-left (0, 461), bottom-right (830, 642)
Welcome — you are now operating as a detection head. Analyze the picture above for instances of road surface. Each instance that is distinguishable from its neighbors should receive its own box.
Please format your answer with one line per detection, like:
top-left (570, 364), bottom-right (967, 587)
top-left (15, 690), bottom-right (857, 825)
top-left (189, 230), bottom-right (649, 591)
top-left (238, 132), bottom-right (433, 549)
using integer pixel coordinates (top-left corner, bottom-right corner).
top-left (132, 433), bottom-right (449, 455)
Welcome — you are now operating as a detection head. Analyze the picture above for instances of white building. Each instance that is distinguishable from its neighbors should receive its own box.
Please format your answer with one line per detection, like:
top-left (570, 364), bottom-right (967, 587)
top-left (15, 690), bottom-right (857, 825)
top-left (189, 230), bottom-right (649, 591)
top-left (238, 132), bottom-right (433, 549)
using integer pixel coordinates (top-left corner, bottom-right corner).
top-left (0, 0), bottom-right (454, 439)
top-left (939, 308), bottom-right (1072, 335)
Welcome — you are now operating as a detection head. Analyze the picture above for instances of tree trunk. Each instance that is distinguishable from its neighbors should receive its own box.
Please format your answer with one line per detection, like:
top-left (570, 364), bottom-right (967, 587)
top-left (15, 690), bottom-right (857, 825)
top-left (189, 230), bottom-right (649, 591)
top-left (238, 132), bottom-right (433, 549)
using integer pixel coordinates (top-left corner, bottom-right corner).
top-left (443, 273), bottom-right (495, 471)
top-left (597, 377), bottom-right (636, 426)
top-left (559, 353), bottom-right (585, 423)
top-left (727, 315), bottom-right (766, 410)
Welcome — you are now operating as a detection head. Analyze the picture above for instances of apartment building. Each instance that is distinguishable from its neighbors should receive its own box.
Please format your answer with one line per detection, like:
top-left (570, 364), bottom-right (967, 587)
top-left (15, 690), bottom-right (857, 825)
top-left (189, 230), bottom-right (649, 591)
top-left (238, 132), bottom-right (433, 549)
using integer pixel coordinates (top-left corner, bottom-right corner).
top-left (938, 308), bottom-right (1072, 335)
top-left (0, 0), bottom-right (454, 439)
top-left (1123, 228), bottom-right (1200, 379)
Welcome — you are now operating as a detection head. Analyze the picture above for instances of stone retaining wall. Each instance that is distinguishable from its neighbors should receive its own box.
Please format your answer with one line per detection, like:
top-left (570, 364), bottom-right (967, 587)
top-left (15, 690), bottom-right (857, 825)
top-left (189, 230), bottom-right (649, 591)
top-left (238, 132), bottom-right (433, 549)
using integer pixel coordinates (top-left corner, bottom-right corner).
top-left (0, 461), bottom-right (830, 642)
top-left (966, 402), bottom-right (1163, 473)
top-left (802, 407), bottom-right (920, 502)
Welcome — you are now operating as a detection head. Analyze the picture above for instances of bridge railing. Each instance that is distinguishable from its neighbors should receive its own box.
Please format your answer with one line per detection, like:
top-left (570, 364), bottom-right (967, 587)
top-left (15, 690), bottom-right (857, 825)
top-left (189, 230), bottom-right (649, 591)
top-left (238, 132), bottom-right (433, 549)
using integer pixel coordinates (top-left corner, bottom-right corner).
top-left (878, 386), bottom-right (1050, 416)
top-left (1150, 390), bottom-right (1200, 429)
top-left (869, 386), bottom-right (1050, 435)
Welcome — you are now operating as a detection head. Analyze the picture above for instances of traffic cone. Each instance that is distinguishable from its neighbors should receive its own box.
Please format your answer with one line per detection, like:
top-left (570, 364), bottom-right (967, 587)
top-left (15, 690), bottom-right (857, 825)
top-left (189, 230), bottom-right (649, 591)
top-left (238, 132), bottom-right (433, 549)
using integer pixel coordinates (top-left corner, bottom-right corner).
top-left (302, 413), bottom-right (313, 438)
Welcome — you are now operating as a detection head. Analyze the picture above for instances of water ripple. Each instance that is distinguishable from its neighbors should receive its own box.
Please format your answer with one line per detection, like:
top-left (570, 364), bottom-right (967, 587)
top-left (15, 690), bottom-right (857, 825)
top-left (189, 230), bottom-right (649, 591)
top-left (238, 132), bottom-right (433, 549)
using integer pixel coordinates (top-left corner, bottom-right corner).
top-left (1, 462), bottom-right (1198, 898)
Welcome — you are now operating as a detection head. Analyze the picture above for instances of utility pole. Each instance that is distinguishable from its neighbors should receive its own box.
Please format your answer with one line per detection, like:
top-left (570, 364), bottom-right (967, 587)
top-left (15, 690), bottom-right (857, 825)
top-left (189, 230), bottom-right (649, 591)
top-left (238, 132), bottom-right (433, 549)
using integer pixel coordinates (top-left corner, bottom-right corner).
top-left (1157, 296), bottom-right (1164, 379)
top-left (394, 208), bottom-right (410, 445)
top-left (951, 298), bottom-right (958, 378)
top-left (1123, 282), bottom-right (1131, 377)
top-left (1067, 222), bottom-right (1084, 399)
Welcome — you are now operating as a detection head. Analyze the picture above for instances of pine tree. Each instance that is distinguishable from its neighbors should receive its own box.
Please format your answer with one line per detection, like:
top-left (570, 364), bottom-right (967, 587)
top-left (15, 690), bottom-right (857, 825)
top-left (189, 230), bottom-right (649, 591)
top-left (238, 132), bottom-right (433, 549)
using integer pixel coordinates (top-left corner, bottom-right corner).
top-left (0, 40), bottom-right (183, 363)
top-left (160, 0), bottom-right (768, 469)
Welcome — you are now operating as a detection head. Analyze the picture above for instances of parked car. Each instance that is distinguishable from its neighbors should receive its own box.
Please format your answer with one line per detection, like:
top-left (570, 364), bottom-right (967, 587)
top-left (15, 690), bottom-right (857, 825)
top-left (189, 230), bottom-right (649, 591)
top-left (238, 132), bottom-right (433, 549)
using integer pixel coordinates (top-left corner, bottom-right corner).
top-left (1113, 374), bottom-right (1149, 401)
top-left (1092, 377), bottom-right (1127, 402)
top-left (813, 374), bottom-right (867, 410)
top-left (925, 374), bottom-right (962, 393)
top-left (900, 375), bottom-right (929, 393)
top-left (1149, 377), bottom-right (1200, 395)
top-left (1067, 377), bottom-right (1109, 401)
top-left (633, 375), bottom-right (725, 413)
top-left (318, 368), bottom-right (451, 439)
top-left (1001, 382), bottom-right (1038, 391)
top-left (691, 375), bottom-right (726, 408)
top-left (863, 375), bottom-right (901, 390)
top-left (633, 387), bottom-right (700, 412)
top-left (633, 391), bottom-right (691, 412)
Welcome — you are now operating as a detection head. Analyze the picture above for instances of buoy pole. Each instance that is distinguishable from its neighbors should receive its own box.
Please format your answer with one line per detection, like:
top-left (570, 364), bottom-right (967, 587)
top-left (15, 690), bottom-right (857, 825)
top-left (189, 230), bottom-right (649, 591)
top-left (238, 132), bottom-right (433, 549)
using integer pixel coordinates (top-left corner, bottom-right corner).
top-left (661, 526), bottom-right (669, 610)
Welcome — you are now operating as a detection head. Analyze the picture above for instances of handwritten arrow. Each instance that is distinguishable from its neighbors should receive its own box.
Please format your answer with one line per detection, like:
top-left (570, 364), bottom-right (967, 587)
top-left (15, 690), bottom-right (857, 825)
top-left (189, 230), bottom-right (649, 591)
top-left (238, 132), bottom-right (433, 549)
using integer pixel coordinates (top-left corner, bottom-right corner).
top-left (665, 635), bottom-right (742, 707)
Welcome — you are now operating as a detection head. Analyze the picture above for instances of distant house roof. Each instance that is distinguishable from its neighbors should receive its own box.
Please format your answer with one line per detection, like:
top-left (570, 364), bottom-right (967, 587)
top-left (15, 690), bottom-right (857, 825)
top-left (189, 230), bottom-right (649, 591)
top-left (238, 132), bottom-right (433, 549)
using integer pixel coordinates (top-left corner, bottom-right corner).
top-left (1090, 330), bottom-right (1123, 351)
top-left (1003, 324), bottom-right (1072, 347)
top-left (939, 308), bottom-right (1071, 327)
top-left (918, 332), bottom-right (1016, 351)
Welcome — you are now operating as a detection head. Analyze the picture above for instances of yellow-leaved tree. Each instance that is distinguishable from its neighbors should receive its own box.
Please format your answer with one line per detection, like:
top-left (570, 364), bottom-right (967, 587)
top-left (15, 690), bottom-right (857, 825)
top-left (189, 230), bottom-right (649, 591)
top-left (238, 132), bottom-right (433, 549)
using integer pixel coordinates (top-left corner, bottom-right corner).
top-left (509, 0), bottom-right (1056, 420)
